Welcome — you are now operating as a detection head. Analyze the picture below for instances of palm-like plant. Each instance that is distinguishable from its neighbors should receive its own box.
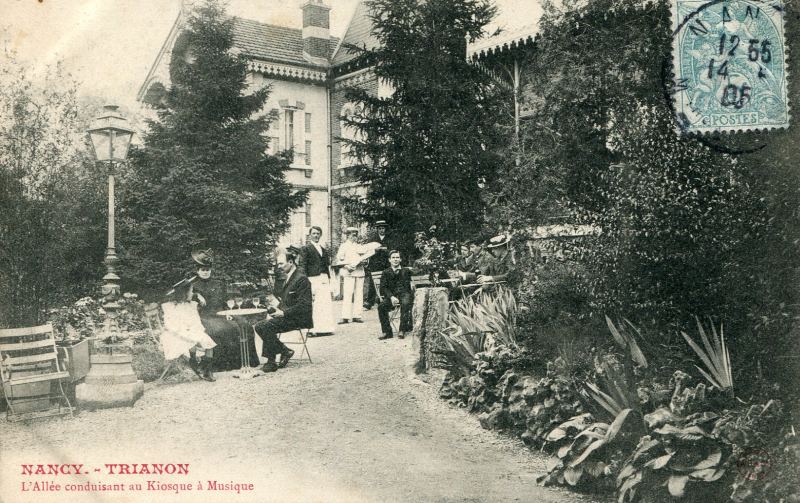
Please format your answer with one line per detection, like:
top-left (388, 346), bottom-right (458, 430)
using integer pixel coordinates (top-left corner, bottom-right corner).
top-left (681, 318), bottom-right (733, 396)
top-left (606, 316), bottom-right (648, 368)
top-left (447, 286), bottom-right (518, 348)
top-left (584, 358), bottom-right (639, 419)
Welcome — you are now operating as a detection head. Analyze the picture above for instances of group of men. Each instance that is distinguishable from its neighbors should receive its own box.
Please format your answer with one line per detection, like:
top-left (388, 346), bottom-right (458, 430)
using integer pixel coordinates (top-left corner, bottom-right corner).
top-left (171, 221), bottom-right (516, 378)
top-left (297, 221), bottom-right (413, 341)
top-left (454, 233), bottom-right (517, 287)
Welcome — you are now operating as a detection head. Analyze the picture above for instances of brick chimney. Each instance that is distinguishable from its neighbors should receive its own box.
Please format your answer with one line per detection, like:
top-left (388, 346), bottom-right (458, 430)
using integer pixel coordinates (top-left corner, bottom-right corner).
top-left (302, 0), bottom-right (331, 65)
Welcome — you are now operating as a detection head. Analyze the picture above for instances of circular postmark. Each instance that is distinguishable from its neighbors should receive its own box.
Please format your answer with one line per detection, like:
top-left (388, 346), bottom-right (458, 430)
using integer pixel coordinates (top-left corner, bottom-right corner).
top-left (735, 447), bottom-right (772, 480)
top-left (667, 0), bottom-right (788, 142)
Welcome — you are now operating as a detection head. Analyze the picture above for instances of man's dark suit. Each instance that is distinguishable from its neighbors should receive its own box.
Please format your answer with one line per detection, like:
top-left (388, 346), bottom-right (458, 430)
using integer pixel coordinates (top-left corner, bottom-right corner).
top-left (364, 232), bottom-right (394, 309)
top-left (299, 242), bottom-right (330, 278)
top-left (378, 266), bottom-right (413, 337)
top-left (254, 268), bottom-right (313, 360)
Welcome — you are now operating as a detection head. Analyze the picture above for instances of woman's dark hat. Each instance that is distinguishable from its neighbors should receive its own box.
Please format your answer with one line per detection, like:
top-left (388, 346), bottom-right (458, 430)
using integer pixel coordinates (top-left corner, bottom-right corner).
top-left (192, 249), bottom-right (214, 267)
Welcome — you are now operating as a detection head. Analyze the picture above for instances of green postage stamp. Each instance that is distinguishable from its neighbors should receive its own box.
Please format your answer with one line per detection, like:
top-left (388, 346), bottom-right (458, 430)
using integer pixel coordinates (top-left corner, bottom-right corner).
top-left (672, 0), bottom-right (789, 133)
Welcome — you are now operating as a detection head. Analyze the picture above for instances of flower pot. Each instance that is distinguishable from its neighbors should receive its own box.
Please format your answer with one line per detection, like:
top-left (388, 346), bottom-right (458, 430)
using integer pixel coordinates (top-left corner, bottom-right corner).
top-left (56, 339), bottom-right (91, 382)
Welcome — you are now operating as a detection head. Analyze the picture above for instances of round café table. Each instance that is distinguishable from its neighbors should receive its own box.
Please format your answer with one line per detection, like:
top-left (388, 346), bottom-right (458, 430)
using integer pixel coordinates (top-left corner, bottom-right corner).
top-left (216, 308), bottom-right (268, 379)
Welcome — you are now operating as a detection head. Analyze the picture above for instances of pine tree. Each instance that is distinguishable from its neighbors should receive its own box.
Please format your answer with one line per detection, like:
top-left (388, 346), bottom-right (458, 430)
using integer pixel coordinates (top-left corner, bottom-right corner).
top-left (342, 0), bottom-right (508, 242)
top-left (121, 0), bottom-right (305, 289)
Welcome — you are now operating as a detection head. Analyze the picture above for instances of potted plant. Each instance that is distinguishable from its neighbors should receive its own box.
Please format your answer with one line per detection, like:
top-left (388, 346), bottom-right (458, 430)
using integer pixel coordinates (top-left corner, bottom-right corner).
top-left (47, 299), bottom-right (100, 382)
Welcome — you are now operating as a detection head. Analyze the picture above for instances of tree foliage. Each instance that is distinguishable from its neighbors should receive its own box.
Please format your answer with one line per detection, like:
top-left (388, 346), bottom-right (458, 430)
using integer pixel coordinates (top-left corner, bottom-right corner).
top-left (488, 0), bottom-right (800, 386)
top-left (121, 0), bottom-right (305, 290)
top-left (0, 61), bottom-right (106, 325)
top-left (342, 0), bottom-right (510, 242)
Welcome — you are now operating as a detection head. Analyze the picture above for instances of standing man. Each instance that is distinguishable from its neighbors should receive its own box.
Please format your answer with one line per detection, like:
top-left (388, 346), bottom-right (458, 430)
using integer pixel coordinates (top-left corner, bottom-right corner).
top-left (299, 226), bottom-right (335, 336)
top-left (363, 220), bottom-right (392, 310)
top-left (336, 227), bottom-right (366, 324)
top-left (253, 248), bottom-right (313, 372)
top-left (378, 250), bottom-right (414, 340)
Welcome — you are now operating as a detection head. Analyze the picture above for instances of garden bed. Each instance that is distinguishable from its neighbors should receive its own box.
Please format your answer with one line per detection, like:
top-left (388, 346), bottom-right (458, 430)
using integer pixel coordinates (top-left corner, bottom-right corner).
top-left (432, 289), bottom-right (800, 503)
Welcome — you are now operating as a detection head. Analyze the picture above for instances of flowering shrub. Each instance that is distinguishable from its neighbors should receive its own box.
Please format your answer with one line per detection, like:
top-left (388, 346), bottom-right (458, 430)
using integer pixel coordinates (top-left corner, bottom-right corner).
top-left (413, 232), bottom-right (458, 279)
top-left (46, 293), bottom-right (146, 341)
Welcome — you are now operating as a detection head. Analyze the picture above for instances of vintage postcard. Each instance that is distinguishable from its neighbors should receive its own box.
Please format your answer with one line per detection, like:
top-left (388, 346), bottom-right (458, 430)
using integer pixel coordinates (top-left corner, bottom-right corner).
top-left (2, 0), bottom-right (798, 502)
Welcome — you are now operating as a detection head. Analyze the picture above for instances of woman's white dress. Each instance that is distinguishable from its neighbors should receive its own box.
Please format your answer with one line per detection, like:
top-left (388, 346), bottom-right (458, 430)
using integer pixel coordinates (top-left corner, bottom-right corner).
top-left (160, 301), bottom-right (217, 361)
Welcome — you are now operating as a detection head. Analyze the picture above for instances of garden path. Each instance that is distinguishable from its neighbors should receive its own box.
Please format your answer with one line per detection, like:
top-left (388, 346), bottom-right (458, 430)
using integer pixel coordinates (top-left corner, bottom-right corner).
top-left (1, 302), bottom-right (596, 503)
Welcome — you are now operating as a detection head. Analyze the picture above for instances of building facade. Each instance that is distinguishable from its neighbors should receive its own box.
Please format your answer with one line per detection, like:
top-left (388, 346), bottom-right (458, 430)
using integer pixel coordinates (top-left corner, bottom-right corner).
top-left (139, 0), bottom-right (535, 251)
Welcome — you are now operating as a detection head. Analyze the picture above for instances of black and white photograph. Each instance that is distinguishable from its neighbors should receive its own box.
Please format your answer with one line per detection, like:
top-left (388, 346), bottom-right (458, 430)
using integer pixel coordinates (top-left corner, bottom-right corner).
top-left (1, 0), bottom-right (798, 501)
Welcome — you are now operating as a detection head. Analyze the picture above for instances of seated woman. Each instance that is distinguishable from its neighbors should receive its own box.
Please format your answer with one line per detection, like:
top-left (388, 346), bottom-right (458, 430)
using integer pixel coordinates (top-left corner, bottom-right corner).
top-left (161, 280), bottom-right (217, 381)
top-left (189, 250), bottom-right (261, 372)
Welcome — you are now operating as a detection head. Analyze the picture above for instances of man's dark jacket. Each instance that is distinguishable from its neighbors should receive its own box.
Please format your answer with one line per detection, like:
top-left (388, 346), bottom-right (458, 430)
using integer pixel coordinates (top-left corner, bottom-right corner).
top-left (276, 269), bottom-right (313, 328)
top-left (379, 266), bottom-right (414, 299)
top-left (368, 232), bottom-right (394, 272)
top-left (299, 242), bottom-right (330, 278)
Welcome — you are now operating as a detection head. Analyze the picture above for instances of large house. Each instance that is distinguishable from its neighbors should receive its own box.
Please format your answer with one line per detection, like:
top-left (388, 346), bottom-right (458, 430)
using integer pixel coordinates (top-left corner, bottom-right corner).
top-left (138, 0), bottom-right (536, 250)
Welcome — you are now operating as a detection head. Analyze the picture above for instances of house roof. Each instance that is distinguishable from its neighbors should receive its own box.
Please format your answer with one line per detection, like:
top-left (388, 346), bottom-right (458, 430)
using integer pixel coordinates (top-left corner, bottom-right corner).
top-left (231, 17), bottom-right (339, 68)
top-left (331, 1), bottom-right (379, 67)
top-left (331, 0), bottom-right (539, 67)
top-left (467, 23), bottom-right (538, 60)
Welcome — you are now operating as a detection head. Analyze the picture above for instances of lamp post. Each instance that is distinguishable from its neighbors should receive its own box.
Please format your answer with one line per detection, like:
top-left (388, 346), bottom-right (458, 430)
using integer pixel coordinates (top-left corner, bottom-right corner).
top-left (76, 105), bottom-right (143, 410)
top-left (88, 105), bottom-right (133, 340)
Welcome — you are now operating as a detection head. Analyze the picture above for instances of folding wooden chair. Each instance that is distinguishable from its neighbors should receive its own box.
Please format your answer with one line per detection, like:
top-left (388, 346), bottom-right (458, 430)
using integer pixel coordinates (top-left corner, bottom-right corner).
top-left (278, 328), bottom-right (312, 363)
top-left (0, 323), bottom-right (74, 421)
top-left (144, 302), bottom-right (164, 344)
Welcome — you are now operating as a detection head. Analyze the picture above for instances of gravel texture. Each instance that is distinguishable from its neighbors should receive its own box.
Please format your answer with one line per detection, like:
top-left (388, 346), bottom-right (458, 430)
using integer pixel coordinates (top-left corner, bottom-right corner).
top-left (1, 302), bottom-right (599, 503)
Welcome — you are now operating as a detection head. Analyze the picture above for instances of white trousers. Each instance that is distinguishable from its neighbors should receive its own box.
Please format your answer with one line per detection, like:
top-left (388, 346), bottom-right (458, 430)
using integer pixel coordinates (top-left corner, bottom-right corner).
top-left (309, 275), bottom-right (336, 333)
top-left (341, 275), bottom-right (364, 320)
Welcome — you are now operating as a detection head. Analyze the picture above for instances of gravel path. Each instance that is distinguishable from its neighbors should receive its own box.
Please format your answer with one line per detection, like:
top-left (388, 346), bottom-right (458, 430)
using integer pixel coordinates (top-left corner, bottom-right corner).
top-left (1, 303), bottom-right (597, 503)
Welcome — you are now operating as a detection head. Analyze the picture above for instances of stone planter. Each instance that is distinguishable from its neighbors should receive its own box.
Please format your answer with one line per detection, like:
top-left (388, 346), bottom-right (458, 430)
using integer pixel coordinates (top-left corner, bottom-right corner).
top-left (56, 338), bottom-right (91, 382)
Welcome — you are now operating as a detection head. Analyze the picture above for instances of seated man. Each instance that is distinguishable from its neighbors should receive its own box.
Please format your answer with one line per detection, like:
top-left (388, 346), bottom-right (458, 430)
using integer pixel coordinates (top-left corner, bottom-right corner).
top-left (479, 234), bottom-right (518, 287)
top-left (378, 250), bottom-right (414, 340)
top-left (254, 248), bottom-right (313, 372)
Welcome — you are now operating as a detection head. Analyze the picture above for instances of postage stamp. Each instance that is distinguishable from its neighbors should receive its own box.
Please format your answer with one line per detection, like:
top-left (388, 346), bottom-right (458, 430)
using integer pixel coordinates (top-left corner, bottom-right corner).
top-left (671, 0), bottom-right (789, 133)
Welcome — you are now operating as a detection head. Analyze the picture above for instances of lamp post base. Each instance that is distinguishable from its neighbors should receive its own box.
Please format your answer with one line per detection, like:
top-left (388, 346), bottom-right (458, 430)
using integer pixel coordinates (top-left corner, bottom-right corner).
top-left (76, 342), bottom-right (143, 410)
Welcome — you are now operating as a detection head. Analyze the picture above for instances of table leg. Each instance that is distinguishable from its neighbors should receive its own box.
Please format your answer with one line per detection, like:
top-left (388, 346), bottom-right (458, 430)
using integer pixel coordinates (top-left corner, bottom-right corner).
top-left (234, 322), bottom-right (258, 379)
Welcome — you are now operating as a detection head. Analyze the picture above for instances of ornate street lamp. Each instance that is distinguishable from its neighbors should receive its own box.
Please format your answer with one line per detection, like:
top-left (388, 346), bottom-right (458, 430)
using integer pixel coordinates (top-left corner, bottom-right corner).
top-left (77, 105), bottom-right (143, 410)
top-left (87, 105), bottom-right (133, 340)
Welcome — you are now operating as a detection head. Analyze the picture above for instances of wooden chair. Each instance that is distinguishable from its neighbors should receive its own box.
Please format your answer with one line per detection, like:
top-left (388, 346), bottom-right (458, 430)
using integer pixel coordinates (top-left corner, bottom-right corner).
top-left (277, 328), bottom-right (312, 363)
top-left (0, 323), bottom-right (74, 421)
top-left (144, 302), bottom-right (164, 344)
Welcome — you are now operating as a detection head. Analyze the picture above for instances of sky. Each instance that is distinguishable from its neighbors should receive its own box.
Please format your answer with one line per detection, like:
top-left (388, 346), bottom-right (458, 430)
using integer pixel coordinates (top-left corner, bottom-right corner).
top-left (2, 0), bottom-right (540, 110)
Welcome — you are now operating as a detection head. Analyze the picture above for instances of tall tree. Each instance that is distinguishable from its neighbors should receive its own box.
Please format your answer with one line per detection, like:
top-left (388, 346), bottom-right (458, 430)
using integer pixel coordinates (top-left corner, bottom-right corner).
top-left (0, 60), bottom-right (106, 325)
top-left (488, 0), bottom-right (800, 387)
top-left (121, 0), bottom-right (305, 290)
top-left (342, 0), bottom-right (508, 242)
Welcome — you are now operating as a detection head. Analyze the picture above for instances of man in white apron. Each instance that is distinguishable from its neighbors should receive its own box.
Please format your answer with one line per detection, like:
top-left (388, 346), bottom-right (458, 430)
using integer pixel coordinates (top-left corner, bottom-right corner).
top-left (298, 226), bottom-right (336, 335)
top-left (335, 227), bottom-right (366, 324)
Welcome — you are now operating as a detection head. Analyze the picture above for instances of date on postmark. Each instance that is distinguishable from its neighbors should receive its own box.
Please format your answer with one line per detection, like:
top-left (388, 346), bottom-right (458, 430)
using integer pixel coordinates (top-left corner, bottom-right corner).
top-left (671, 0), bottom-right (789, 133)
